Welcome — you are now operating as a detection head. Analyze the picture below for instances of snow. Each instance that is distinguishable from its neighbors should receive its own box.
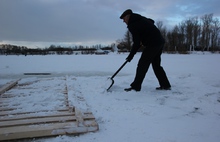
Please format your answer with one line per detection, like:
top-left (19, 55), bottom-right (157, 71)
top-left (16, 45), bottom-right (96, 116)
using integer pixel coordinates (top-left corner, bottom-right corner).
top-left (0, 52), bottom-right (220, 142)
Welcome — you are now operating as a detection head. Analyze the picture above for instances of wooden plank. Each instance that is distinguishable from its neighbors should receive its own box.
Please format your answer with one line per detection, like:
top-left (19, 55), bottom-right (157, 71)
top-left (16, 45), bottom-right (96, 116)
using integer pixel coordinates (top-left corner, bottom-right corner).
top-left (0, 107), bottom-right (15, 111)
top-left (0, 104), bottom-right (8, 108)
top-left (0, 101), bottom-right (20, 108)
top-left (0, 103), bottom-right (68, 111)
top-left (0, 93), bottom-right (17, 98)
top-left (0, 121), bottom-right (98, 141)
top-left (0, 93), bottom-right (31, 98)
top-left (83, 113), bottom-right (95, 120)
top-left (0, 108), bottom-right (70, 116)
top-left (0, 111), bottom-right (75, 121)
top-left (0, 99), bottom-right (13, 104)
top-left (0, 111), bottom-right (96, 123)
top-left (0, 99), bottom-right (11, 103)
top-left (0, 103), bottom-right (19, 108)
top-left (0, 116), bottom-right (77, 128)
top-left (0, 79), bottom-right (20, 95)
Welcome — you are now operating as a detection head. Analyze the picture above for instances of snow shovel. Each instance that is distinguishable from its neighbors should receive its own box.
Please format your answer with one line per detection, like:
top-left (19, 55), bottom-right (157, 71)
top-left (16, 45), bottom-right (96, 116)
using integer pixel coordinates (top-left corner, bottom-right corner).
top-left (106, 60), bottom-right (128, 91)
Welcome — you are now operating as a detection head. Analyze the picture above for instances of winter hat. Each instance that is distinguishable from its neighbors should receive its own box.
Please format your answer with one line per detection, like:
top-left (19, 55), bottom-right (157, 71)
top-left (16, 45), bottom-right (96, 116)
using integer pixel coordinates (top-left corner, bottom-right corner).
top-left (120, 9), bottom-right (133, 19)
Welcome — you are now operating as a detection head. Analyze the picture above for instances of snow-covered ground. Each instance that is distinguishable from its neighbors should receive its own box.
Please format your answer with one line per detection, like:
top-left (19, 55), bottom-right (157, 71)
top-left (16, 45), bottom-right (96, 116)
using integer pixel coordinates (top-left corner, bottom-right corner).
top-left (0, 52), bottom-right (220, 142)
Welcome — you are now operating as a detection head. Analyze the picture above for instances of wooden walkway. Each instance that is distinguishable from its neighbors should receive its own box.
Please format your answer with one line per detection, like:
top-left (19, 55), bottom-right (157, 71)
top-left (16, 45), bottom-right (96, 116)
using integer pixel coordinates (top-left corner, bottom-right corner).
top-left (0, 78), bottom-right (98, 141)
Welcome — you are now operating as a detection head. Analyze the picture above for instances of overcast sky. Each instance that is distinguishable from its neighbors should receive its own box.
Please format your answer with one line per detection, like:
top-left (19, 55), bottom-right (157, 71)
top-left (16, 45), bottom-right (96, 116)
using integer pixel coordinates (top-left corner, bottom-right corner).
top-left (0, 0), bottom-right (220, 48)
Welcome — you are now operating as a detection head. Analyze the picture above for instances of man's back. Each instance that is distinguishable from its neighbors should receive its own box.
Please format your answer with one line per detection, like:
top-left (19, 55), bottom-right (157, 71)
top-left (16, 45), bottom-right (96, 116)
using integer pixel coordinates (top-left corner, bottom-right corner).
top-left (127, 13), bottom-right (165, 47)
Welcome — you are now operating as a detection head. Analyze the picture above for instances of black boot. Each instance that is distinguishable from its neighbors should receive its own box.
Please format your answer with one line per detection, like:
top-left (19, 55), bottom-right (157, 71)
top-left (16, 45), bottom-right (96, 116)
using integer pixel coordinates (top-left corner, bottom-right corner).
top-left (124, 87), bottom-right (140, 92)
top-left (156, 86), bottom-right (171, 90)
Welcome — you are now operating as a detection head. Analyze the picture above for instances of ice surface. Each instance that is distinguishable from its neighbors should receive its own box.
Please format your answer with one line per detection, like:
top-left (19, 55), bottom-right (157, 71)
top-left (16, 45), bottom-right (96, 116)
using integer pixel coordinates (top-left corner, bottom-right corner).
top-left (0, 52), bottom-right (220, 142)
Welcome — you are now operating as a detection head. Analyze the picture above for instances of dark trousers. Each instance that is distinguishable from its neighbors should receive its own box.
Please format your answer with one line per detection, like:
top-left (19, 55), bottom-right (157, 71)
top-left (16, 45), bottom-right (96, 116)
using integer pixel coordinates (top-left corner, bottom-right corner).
top-left (131, 45), bottom-right (171, 91)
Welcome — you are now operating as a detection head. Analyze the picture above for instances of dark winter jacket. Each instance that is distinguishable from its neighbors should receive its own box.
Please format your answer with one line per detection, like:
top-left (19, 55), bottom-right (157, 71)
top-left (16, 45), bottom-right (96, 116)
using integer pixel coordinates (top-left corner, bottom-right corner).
top-left (126, 13), bottom-right (165, 61)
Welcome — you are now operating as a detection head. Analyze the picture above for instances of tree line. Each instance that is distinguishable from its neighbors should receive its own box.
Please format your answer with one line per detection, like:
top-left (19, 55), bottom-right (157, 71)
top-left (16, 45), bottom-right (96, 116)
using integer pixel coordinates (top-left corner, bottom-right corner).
top-left (0, 44), bottom-right (113, 55)
top-left (117, 13), bottom-right (220, 53)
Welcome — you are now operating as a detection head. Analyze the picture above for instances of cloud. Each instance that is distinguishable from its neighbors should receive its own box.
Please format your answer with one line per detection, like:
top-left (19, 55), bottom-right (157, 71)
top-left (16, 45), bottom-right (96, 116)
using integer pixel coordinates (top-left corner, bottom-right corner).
top-left (0, 0), bottom-right (219, 47)
top-left (0, 0), bottom-right (125, 44)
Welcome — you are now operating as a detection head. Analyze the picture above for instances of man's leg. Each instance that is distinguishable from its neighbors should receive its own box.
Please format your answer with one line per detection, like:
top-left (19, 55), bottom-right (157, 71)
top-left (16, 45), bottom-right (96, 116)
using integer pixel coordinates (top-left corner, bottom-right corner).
top-left (152, 47), bottom-right (171, 89)
top-left (130, 48), bottom-right (154, 91)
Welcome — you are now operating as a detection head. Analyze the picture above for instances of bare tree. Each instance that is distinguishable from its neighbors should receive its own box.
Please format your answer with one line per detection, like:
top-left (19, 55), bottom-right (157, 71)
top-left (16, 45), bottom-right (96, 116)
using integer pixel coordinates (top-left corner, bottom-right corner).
top-left (185, 18), bottom-right (194, 48)
top-left (192, 17), bottom-right (201, 49)
top-left (124, 30), bottom-right (133, 50)
top-left (117, 30), bottom-right (133, 51)
top-left (178, 22), bottom-right (185, 47)
top-left (200, 14), bottom-right (213, 51)
top-left (156, 20), bottom-right (167, 41)
top-left (166, 25), bottom-right (180, 51)
top-left (210, 18), bottom-right (220, 50)
top-left (184, 17), bottom-right (201, 51)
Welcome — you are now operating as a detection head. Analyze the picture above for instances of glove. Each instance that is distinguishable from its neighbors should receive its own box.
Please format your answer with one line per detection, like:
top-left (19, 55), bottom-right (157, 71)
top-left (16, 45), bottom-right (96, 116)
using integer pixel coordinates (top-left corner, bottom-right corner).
top-left (126, 53), bottom-right (134, 62)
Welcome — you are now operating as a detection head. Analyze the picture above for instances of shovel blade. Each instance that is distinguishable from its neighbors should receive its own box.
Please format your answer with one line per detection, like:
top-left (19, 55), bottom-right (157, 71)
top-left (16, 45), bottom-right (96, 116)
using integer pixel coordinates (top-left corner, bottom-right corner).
top-left (106, 78), bottom-right (114, 91)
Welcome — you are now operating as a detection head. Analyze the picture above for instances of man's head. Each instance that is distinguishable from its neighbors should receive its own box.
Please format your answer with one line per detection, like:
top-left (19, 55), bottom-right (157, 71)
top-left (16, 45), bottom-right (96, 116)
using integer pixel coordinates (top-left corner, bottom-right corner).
top-left (120, 9), bottom-right (132, 25)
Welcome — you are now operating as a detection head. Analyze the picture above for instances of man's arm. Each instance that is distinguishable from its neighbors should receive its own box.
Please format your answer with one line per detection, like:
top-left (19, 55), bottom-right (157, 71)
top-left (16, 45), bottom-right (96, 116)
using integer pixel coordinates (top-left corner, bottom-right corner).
top-left (126, 29), bottom-right (141, 62)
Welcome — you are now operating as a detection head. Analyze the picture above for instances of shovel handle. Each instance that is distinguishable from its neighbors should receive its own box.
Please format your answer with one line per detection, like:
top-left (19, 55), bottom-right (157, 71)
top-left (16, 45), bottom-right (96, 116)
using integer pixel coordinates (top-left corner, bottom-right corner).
top-left (111, 60), bottom-right (128, 79)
